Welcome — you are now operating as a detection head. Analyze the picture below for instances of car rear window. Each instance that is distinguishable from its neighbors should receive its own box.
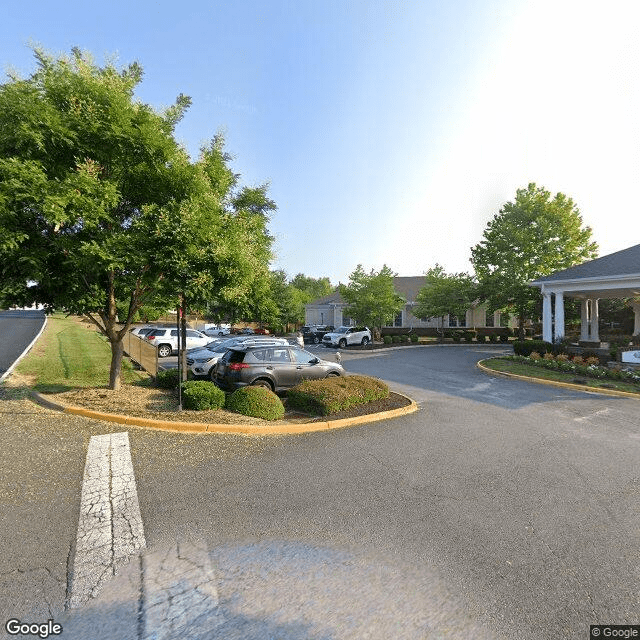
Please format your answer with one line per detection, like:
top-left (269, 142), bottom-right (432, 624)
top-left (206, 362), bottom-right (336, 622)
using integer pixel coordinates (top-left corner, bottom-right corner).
top-left (225, 350), bottom-right (246, 363)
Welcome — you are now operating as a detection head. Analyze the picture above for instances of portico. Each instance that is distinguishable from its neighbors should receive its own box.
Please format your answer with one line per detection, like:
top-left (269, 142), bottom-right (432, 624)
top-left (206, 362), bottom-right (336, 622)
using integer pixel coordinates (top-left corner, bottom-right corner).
top-left (531, 244), bottom-right (640, 344)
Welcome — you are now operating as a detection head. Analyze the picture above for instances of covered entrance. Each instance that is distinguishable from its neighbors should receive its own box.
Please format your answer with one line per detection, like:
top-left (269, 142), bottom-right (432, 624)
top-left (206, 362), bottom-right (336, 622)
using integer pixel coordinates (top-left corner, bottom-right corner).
top-left (530, 244), bottom-right (640, 344)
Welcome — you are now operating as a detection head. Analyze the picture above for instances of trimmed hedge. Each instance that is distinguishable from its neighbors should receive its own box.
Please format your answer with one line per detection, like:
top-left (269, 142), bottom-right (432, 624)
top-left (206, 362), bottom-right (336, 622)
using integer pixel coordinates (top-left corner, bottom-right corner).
top-left (180, 381), bottom-right (226, 410)
top-left (287, 375), bottom-right (390, 416)
top-left (225, 386), bottom-right (285, 421)
top-left (383, 335), bottom-right (392, 344)
top-left (410, 334), bottom-right (419, 343)
top-left (156, 368), bottom-right (180, 388)
top-left (512, 340), bottom-right (554, 356)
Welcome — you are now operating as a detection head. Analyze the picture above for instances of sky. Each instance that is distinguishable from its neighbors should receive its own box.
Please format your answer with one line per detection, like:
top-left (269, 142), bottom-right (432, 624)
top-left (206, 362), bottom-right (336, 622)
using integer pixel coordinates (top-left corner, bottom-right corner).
top-left (2, 0), bottom-right (639, 285)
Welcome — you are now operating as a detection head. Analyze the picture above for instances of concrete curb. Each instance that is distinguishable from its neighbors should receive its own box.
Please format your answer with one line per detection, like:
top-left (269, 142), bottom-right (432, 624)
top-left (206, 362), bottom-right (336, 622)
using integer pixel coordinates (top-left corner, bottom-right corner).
top-left (30, 390), bottom-right (419, 436)
top-left (0, 314), bottom-right (48, 383)
top-left (477, 358), bottom-right (640, 400)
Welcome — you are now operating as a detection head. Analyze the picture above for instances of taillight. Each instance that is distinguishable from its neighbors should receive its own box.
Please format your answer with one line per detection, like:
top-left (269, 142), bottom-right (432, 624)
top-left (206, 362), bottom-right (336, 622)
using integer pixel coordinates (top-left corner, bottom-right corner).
top-left (229, 363), bottom-right (250, 371)
top-left (147, 336), bottom-right (155, 340)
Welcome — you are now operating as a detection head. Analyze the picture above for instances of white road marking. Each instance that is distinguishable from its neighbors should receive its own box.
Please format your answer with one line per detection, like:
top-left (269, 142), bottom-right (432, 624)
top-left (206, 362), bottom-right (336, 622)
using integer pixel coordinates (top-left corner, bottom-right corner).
top-left (68, 432), bottom-right (145, 608)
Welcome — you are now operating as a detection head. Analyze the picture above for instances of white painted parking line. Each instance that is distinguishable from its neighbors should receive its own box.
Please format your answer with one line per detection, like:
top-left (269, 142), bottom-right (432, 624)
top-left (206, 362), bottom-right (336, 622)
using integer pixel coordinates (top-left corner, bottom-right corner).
top-left (68, 432), bottom-right (146, 609)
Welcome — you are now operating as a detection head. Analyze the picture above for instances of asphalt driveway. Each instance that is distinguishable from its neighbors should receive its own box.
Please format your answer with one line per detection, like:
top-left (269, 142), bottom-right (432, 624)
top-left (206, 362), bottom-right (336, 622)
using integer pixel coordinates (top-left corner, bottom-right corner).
top-left (1, 339), bottom-right (638, 639)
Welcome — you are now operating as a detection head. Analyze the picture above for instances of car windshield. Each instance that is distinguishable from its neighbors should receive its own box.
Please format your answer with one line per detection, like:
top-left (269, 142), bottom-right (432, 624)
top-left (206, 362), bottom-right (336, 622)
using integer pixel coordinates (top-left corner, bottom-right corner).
top-left (335, 327), bottom-right (349, 334)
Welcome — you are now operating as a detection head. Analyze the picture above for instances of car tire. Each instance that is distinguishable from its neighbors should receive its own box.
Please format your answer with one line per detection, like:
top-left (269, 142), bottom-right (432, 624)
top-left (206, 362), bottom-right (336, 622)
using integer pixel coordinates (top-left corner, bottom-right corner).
top-left (218, 331), bottom-right (224, 336)
top-left (158, 344), bottom-right (172, 358)
top-left (209, 366), bottom-right (217, 382)
top-left (338, 339), bottom-right (347, 348)
top-left (251, 378), bottom-right (274, 392)
top-left (361, 336), bottom-right (369, 346)
top-left (313, 335), bottom-right (320, 344)
top-left (326, 372), bottom-right (340, 378)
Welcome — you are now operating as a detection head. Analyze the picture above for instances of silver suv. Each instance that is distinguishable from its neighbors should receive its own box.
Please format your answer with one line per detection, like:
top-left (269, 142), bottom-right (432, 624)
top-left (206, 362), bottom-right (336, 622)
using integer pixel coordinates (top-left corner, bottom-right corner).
top-left (187, 336), bottom-right (289, 379)
top-left (322, 326), bottom-right (371, 348)
top-left (214, 344), bottom-right (345, 392)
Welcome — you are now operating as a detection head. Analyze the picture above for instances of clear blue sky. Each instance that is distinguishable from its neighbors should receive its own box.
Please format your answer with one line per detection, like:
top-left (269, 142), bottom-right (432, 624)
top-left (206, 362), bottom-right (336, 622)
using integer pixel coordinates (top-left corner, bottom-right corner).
top-left (2, 0), bottom-right (639, 285)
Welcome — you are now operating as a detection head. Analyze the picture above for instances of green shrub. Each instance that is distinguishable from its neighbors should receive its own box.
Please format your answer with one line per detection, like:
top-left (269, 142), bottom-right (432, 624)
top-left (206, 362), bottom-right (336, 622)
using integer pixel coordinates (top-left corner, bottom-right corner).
top-left (488, 334), bottom-right (497, 343)
top-left (452, 331), bottom-right (462, 343)
top-left (287, 375), bottom-right (390, 416)
top-left (499, 333), bottom-right (510, 343)
top-left (180, 381), bottom-right (226, 410)
top-left (391, 335), bottom-right (401, 343)
top-left (400, 334), bottom-right (409, 343)
top-left (410, 334), bottom-right (419, 343)
top-left (155, 368), bottom-right (180, 388)
top-left (383, 335), bottom-right (392, 344)
top-left (463, 332), bottom-right (474, 343)
top-left (513, 340), bottom-right (554, 356)
top-left (225, 386), bottom-right (285, 420)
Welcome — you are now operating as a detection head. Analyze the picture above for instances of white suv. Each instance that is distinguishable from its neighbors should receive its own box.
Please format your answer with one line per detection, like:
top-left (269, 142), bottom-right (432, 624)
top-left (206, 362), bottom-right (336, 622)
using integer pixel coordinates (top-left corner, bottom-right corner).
top-left (322, 326), bottom-right (371, 348)
top-left (145, 328), bottom-right (210, 357)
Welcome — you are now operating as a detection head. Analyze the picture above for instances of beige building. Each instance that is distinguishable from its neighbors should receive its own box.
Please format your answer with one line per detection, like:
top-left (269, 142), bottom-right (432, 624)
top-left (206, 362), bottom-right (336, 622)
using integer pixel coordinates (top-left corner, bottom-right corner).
top-left (305, 276), bottom-right (514, 330)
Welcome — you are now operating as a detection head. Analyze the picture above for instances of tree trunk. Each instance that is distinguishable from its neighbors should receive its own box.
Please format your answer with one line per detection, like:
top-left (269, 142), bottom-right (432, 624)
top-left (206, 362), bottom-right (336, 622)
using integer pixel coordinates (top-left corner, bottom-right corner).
top-left (109, 338), bottom-right (124, 391)
top-left (518, 313), bottom-right (526, 341)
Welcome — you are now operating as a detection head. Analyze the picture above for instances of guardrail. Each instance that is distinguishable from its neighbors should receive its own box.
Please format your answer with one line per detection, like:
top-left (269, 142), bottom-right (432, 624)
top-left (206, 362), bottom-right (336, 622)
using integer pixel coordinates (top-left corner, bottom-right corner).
top-left (122, 331), bottom-right (158, 378)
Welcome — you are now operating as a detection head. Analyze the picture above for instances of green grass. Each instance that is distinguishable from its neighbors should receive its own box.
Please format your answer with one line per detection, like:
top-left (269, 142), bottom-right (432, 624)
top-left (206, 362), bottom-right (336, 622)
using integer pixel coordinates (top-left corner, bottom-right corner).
top-left (482, 357), bottom-right (640, 395)
top-left (15, 314), bottom-right (147, 392)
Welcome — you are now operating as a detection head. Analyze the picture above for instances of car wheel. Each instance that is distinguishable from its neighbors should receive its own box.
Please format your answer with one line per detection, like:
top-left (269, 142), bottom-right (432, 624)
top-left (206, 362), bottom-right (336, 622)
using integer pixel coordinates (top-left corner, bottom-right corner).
top-left (313, 335), bottom-right (320, 344)
top-left (251, 378), bottom-right (274, 392)
top-left (209, 366), bottom-right (218, 382)
top-left (218, 331), bottom-right (224, 336)
top-left (326, 372), bottom-right (340, 378)
top-left (338, 339), bottom-right (347, 348)
top-left (361, 336), bottom-right (369, 346)
top-left (158, 344), bottom-right (172, 358)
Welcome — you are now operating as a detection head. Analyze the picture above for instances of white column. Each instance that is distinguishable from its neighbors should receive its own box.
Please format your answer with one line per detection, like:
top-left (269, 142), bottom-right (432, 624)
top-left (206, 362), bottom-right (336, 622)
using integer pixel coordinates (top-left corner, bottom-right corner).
top-left (580, 299), bottom-right (590, 342)
top-left (633, 302), bottom-right (640, 336)
top-left (542, 292), bottom-right (553, 343)
top-left (554, 292), bottom-right (565, 341)
top-left (589, 298), bottom-right (599, 343)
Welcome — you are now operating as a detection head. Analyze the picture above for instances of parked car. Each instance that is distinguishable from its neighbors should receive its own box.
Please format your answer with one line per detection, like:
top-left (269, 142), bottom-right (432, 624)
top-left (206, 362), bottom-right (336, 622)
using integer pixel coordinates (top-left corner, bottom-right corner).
top-left (203, 325), bottom-right (231, 337)
top-left (187, 336), bottom-right (289, 379)
top-left (302, 325), bottom-right (335, 344)
top-left (322, 326), bottom-right (371, 348)
top-left (214, 344), bottom-right (344, 392)
top-left (239, 327), bottom-right (255, 335)
top-left (145, 328), bottom-right (210, 357)
top-left (129, 325), bottom-right (157, 338)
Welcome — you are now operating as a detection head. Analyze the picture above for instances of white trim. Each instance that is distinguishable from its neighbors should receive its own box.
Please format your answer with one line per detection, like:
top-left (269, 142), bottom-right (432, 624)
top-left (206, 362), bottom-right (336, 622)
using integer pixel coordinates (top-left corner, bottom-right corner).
top-left (0, 314), bottom-right (47, 383)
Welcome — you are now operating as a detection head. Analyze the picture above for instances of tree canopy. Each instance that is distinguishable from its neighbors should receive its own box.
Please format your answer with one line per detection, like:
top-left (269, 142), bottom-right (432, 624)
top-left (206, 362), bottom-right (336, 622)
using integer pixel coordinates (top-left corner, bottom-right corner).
top-left (339, 265), bottom-right (405, 340)
top-left (470, 183), bottom-right (598, 338)
top-left (0, 47), bottom-right (275, 389)
top-left (414, 265), bottom-right (476, 333)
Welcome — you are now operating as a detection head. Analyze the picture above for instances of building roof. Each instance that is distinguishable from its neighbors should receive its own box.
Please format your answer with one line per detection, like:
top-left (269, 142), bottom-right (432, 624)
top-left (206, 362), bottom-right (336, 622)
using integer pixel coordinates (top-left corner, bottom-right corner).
top-left (532, 244), bottom-right (640, 284)
top-left (307, 276), bottom-right (427, 306)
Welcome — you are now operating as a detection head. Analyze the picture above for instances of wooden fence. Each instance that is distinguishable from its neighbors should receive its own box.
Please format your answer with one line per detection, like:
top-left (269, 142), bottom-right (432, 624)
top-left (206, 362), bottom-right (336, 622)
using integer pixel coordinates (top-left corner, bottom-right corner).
top-left (122, 331), bottom-right (158, 378)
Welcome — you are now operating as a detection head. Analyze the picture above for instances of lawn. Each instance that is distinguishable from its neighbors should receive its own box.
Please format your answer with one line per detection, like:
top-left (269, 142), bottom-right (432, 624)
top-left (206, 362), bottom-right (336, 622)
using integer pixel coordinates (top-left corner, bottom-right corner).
top-left (15, 314), bottom-right (147, 392)
top-left (482, 357), bottom-right (640, 395)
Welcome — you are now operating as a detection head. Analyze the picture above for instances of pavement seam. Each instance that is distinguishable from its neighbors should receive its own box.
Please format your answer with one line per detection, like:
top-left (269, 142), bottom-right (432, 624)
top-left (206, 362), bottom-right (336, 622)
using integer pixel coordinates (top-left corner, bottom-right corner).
top-left (477, 358), bottom-right (640, 399)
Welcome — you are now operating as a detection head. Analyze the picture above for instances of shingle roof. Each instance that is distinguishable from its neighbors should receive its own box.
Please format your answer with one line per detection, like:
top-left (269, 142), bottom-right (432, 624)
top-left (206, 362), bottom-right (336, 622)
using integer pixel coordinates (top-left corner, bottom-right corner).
top-left (532, 244), bottom-right (640, 283)
top-left (307, 276), bottom-right (427, 306)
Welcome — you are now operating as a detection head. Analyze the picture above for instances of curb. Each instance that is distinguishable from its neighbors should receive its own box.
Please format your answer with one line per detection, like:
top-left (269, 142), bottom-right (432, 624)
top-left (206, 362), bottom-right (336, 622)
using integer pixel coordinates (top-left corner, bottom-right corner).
top-left (477, 359), bottom-right (640, 400)
top-left (30, 390), bottom-right (419, 436)
top-left (0, 314), bottom-right (48, 383)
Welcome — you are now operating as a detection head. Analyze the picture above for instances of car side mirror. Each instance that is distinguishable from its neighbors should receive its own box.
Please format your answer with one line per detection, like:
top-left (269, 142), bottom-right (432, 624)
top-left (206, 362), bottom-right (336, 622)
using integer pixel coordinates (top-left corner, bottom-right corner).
top-left (310, 358), bottom-right (319, 364)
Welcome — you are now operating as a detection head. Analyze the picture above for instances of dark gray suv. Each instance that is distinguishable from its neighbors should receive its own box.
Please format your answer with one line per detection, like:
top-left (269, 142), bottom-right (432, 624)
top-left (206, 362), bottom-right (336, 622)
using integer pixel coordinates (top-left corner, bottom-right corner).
top-left (214, 344), bottom-right (345, 392)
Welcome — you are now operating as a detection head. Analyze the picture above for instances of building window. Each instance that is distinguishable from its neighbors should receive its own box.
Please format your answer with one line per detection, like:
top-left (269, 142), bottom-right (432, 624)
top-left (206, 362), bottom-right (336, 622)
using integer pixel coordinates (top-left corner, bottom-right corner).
top-left (394, 312), bottom-right (403, 327)
top-left (451, 315), bottom-right (466, 327)
top-left (485, 313), bottom-right (495, 327)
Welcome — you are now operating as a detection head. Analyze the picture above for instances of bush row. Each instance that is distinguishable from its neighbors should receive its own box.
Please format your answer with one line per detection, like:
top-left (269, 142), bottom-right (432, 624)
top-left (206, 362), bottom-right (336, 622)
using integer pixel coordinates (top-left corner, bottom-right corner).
top-left (508, 354), bottom-right (640, 385)
top-left (154, 373), bottom-right (390, 419)
top-left (287, 375), bottom-right (390, 416)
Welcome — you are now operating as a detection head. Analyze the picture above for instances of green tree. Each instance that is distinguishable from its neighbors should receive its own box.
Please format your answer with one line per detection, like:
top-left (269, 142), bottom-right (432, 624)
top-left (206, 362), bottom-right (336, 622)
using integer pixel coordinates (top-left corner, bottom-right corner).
top-left (470, 183), bottom-right (598, 339)
top-left (290, 274), bottom-right (333, 301)
top-left (414, 266), bottom-right (476, 337)
top-left (339, 265), bottom-right (405, 341)
top-left (0, 48), bottom-right (274, 389)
